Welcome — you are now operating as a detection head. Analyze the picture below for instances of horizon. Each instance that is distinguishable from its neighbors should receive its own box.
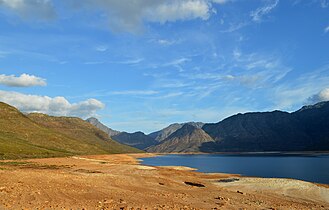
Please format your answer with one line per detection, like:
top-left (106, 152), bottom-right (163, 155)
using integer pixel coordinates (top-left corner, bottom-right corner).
top-left (0, 0), bottom-right (329, 133)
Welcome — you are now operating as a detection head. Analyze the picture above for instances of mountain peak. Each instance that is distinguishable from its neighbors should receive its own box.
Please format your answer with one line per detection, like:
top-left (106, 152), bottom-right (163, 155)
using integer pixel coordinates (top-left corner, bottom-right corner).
top-left (86, 117), bottom-right (121, 137)
top-left (147, 123), bottom-right (213, 153)
top-left (86, 117), bottom-right (100, 123)
top-left (148, 121), bottom-right (205, 142)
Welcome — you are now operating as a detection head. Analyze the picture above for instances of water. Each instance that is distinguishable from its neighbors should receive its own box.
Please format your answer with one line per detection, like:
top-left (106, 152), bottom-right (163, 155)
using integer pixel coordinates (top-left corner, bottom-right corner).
top-left (140, 154), bottom-right (329, 184)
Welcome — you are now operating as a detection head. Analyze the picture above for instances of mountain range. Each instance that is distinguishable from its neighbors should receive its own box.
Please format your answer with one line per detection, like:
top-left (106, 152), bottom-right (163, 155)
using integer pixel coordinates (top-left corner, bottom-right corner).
top-left (87, 101), bottom-right (329, 153)
top-left (1, 100), bottom-right (328, 159)
top-left (86, 117), bottom-right (157, 150)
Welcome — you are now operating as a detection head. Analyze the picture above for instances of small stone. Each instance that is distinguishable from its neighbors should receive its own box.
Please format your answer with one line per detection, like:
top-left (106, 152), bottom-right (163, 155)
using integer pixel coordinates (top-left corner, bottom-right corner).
top-left (237, 190), bottom-right (244, 194)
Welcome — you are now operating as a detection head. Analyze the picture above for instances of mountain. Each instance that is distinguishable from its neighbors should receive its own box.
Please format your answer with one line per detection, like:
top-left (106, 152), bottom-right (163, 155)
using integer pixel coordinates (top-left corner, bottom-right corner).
top-left (0, 102), bottom-right (140, 160)
top-left (149, 122), bottom-right (204, 142)
top-left (112, 131), bottom-right (157, 150)
top-left (85, 117), bottom-right (158, 150)
top-left (86, 117), bottom-right (121, 137)
top-left (292, 101), bottom-right (329, 150)
top-left (201, 101), bottom-right (329, 152)
top-left (147, 124), bottom-right (213, 153)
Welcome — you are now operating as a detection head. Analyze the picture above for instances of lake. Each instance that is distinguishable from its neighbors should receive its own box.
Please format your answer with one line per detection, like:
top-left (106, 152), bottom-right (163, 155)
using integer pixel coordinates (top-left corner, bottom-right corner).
top-left (140, 154), bottom-right (329, 184)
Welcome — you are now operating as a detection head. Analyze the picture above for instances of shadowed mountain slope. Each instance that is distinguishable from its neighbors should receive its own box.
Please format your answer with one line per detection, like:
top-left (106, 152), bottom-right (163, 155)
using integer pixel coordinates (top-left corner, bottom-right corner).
top-left (149, 122), bottom-right (204, 142)
top-left (201, 101), bottom-right (329, 152)
top-left (147, 124), bottom-right (213, 153)
top-left (112, 131), bottom-right (157, 150)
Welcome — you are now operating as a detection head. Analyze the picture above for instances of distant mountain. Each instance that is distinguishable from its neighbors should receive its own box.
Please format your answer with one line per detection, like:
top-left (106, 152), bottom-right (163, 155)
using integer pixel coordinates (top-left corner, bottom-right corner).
top-left (149, 122), bottom-right (204, 142)
top-left (147, 124), bottom-right (213, 153)
top-left (147, 101), bottom-right (329, 153)
top-left (85, 117), bottom-right (158, 150)
top-left (0, 102), bottom-right (140, 160)
top-left (86, 117), bottom-right (121, 137)
top-left (112, 131), bottom-right (157, 150)
top-left (89, 101), bottom-right (329, 153)
top-left (201, 101), bottom-right (329, 152)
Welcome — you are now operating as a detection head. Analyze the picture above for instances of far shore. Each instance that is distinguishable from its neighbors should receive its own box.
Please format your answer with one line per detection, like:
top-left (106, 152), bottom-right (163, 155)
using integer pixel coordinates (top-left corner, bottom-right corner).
top-left (152, 151), bottom-right (329, 156)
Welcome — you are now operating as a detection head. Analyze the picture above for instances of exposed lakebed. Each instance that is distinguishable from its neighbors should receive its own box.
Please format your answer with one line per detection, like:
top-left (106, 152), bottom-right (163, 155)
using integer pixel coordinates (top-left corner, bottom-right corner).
top-left (141, 153), bottom-right (329, 184)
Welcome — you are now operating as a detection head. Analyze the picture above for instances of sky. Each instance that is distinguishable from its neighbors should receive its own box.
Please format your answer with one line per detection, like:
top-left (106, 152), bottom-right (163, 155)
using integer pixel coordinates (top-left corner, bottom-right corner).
top-left (0, 0), bottom-right (329, 133)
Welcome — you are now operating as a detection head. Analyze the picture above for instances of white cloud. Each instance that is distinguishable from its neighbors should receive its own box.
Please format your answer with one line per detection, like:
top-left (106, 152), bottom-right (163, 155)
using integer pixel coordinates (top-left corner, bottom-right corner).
top-left (184, 50), bottom-right (291, 89)
top-left (165, 58), bottom-right (190, 66)
top-left (321, 0), bottom-right (329, 8)
top-left (146, 0), bottom-right (211, 24)
top-left (308, 88), bottom-right (329, 104)
top-left (116, 58), bottom-right (144, 65)
top-left (250, 0), bottom-right (279, 22)
top-left (0, 50), bottom-right (10, 58)
top-left (155, 106), bottom-right (250, 123)
top-left (0, 0), bottom-right (56, 20)
top-left (211, 0), bottom-right (230, 4)
top-left (324, 25), bottom-right (329, 33)
top-left (0, 90), bottom-right (105, 118)
top-left (271, 64), bottom-right (329, 110)
top-left (158, 39), bottom-right (175, 46)
top-left (95, 45), bottom-right (108, 52)
top-left (69, 0), bottom-right (214, 33)
top-left (110, 90), bottom-right (159, 95)
top-left (221, 21), bottom-right (249, 33)
top-left (0, 0), bottom-right (220, 32)
top-left (0, 73), bottom-right (47, 87)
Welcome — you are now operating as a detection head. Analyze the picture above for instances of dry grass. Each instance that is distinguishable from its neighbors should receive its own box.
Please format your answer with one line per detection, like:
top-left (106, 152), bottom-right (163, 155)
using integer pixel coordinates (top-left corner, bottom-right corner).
top-left (0, 102), bottom-right (141, 160)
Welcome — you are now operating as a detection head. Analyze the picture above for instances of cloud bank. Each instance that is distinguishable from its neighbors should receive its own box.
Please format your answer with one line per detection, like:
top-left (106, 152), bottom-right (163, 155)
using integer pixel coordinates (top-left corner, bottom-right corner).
top-left (308, 88), bottom-right (329, 104)
top-left (0, 90), bottom-right (105, 118)
top-left (0, 0), bottom-right (56, 20)
top-left (73, 0), bottom-right (214, 32)
top-left (0, 0), bottom-right (231, 32)
top-left (0, 73), bottom-right (47, 87)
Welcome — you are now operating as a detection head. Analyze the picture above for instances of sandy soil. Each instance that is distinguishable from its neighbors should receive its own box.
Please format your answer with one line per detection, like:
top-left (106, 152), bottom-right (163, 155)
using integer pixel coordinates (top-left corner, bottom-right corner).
top-left (0, 154), bottom-right (328, 209)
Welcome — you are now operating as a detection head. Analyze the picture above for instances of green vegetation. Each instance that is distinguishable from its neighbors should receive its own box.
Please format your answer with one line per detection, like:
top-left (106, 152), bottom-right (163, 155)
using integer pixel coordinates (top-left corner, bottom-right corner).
top-left (0, 102), bottom-right (141, 160)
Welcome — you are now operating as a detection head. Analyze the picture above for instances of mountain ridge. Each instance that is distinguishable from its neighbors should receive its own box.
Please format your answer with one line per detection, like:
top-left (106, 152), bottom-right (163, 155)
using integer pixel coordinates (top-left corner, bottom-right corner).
top-left (201, 101), bottom-right (329, 152)
top-left (84, 101), bottom-right (329, 153)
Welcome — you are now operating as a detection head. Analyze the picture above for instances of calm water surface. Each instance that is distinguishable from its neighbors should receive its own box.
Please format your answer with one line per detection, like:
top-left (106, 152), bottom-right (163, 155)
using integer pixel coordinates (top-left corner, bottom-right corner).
top-left (141, 154), bottom-right (329, 184)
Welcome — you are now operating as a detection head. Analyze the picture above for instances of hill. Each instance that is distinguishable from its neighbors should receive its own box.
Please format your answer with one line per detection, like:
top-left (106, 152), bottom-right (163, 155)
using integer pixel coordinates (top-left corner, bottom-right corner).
top-left (0, 102), bottom-right (140, 160)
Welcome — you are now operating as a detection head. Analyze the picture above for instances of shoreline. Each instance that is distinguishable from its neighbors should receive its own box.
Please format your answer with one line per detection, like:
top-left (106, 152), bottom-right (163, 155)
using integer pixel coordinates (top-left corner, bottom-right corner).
top-left (0, 153), bottom-right (329, 209)
top-left (151, 151), bottom-right (329, 156)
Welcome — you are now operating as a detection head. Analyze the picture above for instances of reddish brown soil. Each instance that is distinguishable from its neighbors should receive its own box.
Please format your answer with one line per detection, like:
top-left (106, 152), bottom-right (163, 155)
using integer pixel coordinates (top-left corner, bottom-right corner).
top-left (0, 154), bottom-right (328, 209)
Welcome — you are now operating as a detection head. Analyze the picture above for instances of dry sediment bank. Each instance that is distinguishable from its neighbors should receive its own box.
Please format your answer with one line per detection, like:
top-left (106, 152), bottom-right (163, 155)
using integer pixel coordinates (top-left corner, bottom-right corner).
top-left (0, 153), bottom-right (328, 209)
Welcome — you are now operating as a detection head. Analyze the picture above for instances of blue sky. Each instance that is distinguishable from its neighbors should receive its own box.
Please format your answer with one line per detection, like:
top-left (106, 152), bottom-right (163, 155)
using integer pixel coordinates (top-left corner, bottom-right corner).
top-left (0, 0), bottom-right (329, 133)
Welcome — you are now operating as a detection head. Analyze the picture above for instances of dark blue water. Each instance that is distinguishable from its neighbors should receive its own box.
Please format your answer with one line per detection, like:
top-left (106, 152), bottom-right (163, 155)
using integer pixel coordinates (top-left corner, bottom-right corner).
top-left (141, 154), bottom-right (329, 184)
